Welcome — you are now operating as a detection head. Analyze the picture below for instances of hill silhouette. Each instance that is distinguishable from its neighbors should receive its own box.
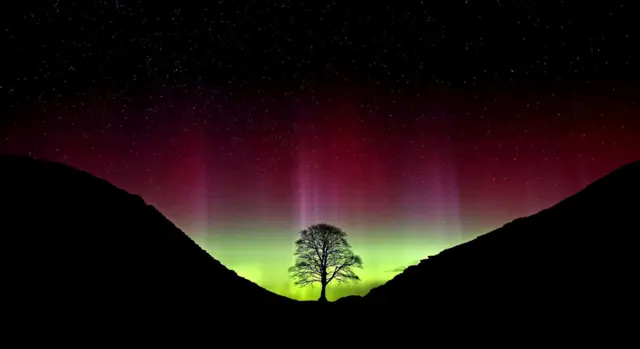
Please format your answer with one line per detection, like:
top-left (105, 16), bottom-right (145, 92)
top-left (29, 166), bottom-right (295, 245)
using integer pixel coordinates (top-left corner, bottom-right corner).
top-left (361, 160), bottom-right (640, 318)
top-left (0, 155), bottom-right (294, 320)
top-left (4, 154), bottom-right (639, 330)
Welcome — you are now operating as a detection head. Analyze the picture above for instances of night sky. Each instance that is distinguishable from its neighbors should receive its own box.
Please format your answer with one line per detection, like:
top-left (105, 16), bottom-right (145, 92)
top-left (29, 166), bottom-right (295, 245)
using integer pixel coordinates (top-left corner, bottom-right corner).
top-left (1, 1), bottom-right (639, 300)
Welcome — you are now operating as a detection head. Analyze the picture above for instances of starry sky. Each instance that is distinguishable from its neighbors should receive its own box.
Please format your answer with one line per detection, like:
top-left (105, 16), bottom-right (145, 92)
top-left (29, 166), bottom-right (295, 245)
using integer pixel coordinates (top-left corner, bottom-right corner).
top-left (1, 1), bottom-right (639, 300)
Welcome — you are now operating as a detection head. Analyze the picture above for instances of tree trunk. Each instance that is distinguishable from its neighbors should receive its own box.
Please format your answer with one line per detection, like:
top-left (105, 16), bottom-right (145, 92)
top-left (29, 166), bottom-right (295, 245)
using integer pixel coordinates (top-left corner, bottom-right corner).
top-left (319, 282), bottom-right (327, 302)
top-left (319, 271), bottom-right (328, 302)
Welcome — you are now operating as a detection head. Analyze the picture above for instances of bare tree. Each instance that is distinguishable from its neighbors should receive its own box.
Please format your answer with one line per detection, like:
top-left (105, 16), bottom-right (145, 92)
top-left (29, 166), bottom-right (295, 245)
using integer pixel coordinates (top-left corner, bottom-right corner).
top-left (289, 223), bottom-right (363, 302)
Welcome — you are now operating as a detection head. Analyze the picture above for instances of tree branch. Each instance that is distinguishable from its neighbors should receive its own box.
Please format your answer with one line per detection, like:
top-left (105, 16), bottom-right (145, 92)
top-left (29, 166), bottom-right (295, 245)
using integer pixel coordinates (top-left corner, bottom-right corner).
top-left (289, 223), bottom-right (363, 290)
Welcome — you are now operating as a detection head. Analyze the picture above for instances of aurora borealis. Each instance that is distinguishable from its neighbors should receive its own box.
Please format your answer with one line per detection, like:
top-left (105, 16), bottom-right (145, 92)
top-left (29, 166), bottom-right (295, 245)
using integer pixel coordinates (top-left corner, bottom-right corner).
top-left (2, 2), bottom-right (639, 300)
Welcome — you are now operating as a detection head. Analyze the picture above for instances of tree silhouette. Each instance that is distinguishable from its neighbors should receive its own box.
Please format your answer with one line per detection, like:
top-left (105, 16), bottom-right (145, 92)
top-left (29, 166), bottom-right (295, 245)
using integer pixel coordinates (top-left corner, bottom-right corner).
top-left (289, 223), bottom-right (363, 302)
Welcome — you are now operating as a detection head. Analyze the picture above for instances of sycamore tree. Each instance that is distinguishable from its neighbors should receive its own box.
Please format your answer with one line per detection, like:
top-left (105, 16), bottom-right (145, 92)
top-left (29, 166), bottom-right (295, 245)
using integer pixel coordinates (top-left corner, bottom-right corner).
top-left (288, 223), bottom-right (363, 302)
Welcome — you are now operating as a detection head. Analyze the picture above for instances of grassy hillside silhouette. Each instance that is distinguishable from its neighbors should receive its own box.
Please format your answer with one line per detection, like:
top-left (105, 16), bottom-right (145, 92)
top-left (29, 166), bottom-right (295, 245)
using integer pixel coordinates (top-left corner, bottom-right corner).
top-left (3, 154), bottom-right (638, 328)
top-left (359, 160), bottom-right (640, 317)
top-left (0, 155), bottom-right (294, 319)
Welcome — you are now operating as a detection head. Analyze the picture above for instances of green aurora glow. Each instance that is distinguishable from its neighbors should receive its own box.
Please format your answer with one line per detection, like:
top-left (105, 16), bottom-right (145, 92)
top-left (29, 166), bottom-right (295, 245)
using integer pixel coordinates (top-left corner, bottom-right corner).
top-left (192, 226), bottom-right (487, 301)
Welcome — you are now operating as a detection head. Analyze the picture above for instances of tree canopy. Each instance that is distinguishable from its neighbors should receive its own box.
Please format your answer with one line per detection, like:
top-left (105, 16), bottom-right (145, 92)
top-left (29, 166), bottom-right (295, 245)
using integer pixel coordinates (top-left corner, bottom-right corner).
top-left (288, 223), bottom-right (363, 302)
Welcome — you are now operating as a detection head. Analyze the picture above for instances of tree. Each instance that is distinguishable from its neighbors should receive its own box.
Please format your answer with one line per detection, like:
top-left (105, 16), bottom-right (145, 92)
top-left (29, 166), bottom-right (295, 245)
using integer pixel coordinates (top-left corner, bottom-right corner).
top-left (288, 223), bottom-right (363, 302)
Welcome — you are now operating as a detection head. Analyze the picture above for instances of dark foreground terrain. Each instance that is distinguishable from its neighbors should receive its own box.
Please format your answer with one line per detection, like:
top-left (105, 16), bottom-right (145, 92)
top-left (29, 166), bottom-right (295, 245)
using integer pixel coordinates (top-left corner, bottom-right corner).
top-left (350, 158), bottom-right (640, 320)
top-left (1, 154), bottom-right (638, 330)
top-left (0, 155), bottom-right (296, 318)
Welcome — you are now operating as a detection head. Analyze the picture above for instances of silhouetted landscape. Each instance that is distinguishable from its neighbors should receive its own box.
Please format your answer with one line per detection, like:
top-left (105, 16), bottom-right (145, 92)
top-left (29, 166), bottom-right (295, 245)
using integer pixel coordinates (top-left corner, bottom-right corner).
top-left (2, 2), bottom-right (640, 336)
top-left (2, 154), bottom-right (638, 323)
top-left (1, 155), bottom-right (294, 320)
top-left (358, 159), bottom-right (640, 317)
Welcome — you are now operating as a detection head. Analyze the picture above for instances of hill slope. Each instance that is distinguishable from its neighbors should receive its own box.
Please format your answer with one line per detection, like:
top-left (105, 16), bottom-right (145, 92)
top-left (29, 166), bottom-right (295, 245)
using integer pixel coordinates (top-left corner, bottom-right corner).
top-left (363, 160), bottom-right (640, 314)
top-left (0, 155), bottom-right (293, 317)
